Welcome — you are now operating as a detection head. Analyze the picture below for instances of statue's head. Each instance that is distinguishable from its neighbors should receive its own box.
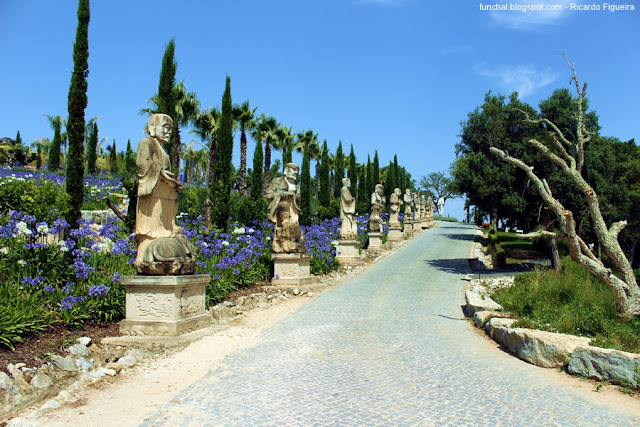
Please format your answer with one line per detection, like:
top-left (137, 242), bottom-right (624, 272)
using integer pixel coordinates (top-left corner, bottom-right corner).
top-left (342, 177), bottom-right (351, 188)
top-left (405, 188), bottom-right (411, 195)
top-left (394, 187), bottom-right (401, 195)
top-left (284, 162), bottom-right (299, 181)
top-left (422, 195), bottom-right (426, 201)
top-left (375, 184), bottom-right (384, 194)
top-left (148, 114), bottom-right (173, 143)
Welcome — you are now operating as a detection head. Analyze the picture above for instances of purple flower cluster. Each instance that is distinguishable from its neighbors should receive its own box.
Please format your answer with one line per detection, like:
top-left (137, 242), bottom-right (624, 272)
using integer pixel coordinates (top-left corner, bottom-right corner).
top-left (301, 217), bottom-right (340, 267)
top-left (60, 295), bottom-right (85, 311)
top-left (88, 284), bottom-right (110, 297)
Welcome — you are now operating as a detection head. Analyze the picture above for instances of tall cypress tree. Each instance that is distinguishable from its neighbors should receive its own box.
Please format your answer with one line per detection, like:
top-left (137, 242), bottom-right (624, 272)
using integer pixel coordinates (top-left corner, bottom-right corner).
top-left (357, 163), bottom-right (367, 213)
top-left (319, 140), bottom-right (330, 208)
top-left (122, 139), bottom-right (137, 232)
top-left (157, 39), bottom-right (177, 165)
top-left (347, 144), bottom-right (357, 202)
top-left (366, 155), bottom-right (374, 201)
top-left (211, 76), bottom-right (234, 230)
top-left (86, 122), bottom-right (98, 175)
top-left (125, 139), bottom-right (135, 173)
top-left (335, 140), bottom-right (345, 181)
top-left (250, 136), bottom-right (264, 201)
top-left (373, 150), bottom-right (380, 186)
top-left (300, 141), bottom-right (312, 226)
top-left (48, 120), bottom-right (62, 171)
top-left (65, 0), bottom-right (90, 228)
top-left (109, 139), bottom-right (117, 173)
top-left (15, 131), bottom-right (22, 146)
top-left (386, 159), bottom-right (396, 201)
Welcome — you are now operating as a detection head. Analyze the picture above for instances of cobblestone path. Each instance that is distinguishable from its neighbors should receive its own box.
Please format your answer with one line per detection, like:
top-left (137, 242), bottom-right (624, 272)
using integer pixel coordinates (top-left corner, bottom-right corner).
top-left (140, 222), bottom-right (638, 426)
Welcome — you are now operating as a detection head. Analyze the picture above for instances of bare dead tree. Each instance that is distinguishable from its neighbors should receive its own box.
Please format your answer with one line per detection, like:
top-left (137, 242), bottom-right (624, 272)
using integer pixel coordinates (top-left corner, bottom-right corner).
top-left (490, 54), bottom-right (640, 320)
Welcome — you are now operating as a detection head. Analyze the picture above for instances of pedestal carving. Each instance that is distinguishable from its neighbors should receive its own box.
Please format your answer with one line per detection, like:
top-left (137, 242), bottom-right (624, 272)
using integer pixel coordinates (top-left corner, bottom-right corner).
top-left (336, 239), bottom-right (361, 263)
top-left (368, 232), bottom-right (383, 250)
top-left (272, 253), bottom-right (313, 286)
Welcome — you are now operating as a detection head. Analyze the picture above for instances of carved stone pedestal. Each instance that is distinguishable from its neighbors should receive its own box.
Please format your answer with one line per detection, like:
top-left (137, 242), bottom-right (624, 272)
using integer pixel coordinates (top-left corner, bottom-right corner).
top-left (403, 220), bottom-right (414, 237)
top-left (119, 274), bottom-right (211, 336)
top-left (387, 225), bottom-right (403, 242)
top-left (272, 253), bottom-right (313, 286)
top-left (336, 239), bottom-right (361, 263)
top-left (368, 232), bottom-right (383, 250)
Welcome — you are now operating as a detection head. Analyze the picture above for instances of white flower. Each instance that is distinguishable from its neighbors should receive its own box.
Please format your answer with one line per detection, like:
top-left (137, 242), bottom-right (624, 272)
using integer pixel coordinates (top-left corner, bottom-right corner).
top-left (16, 221), bottom-right (32, 236)
top-left (232, 227), bottom-right (245, 235)
top-left (17, 260), bottom-right (27, 266)
top-left (266, 236), bottom-right (271, 241)
top-left (247, 228), bottom-right (255, 234)
top-left (331, 240), bottom-right (339, 247)
top-left (0, 247), bottom-right (8, 255)
top-left (58, 241), bottom-right (70, 252)
top-left (222, 241), bottom-right (230, 246)
top-left (37, 224), bottom-right (49, 234)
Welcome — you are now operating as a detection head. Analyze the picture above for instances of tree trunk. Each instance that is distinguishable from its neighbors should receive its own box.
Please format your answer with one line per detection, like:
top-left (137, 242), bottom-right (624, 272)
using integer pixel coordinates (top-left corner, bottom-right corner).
top-left (491, 207), bottom-right (499, 233)
top-left (547, 237), bottom-right (562, 271)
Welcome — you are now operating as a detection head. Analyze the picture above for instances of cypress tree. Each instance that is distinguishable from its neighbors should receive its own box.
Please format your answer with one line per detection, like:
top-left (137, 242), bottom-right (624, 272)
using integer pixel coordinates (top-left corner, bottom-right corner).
top-left (366, 155), bottom-right (373, 201)
top-left (211, 76), bottom-right (234, 230)
top-left (48, 120), bottom-right (62, 171)
top-left (15, 131), bottom-right (22, 146)
top-left (357, 163), bottom-right (367, 213)
top-left (125, 139), bottom-right (135, 173)
top-left (347, 144), bottom-right (357, 202)
top-left (300, 142), bottom-right (312, 225)
top-left (319, 140), bottom-right (330, 208)
top-left (36, 145), bottom-right (42, 169)
top-left (373, 150), bottom-right (380, 186)
top-left (250, 136), bottom-right (263, 201)
top-left (109, 140), bottom-right (117, 173)
top-left (86, 122), bottom-right (98, 175)
top-left (386, 159), bottom-right (396, 201)
top-left (335, 140), bottom-right (345, 182)
top-left (65, 0), bottom-right (90, 228)
top-left (121, 139), bottom-right (137, 232)
top-left (157, 38), bottom-right (177, 165)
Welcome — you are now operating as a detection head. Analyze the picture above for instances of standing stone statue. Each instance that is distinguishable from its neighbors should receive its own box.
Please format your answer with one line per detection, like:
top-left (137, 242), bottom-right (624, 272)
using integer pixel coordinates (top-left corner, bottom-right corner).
top-left (437, 197), bottom-right (446, 217)
top-left (421, 195), bottom-right (427, 217)
top-left (414, 192), bottom-right (422, 221)
top-left (427, 196), bottom-right (435, 216)
top-left (134, 113), bottom-right (196, 275)
top-left (389, 187), bottom-right (402, 226)
top-left (404, 188), bottom-right (413, 217)
top-left (339, 177), bottom-right (357, 239)
top-left (369, 184), bottom-right (385, 232)
top-left (266, 162), bottom-right (306, 253)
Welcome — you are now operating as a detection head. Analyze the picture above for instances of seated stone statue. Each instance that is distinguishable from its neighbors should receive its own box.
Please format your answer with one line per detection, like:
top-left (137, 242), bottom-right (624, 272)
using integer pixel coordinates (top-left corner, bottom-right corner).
top-left (266, 163), bottom-right (306, 253)
top-left (369, 184), bottom-right (385, 232)
top-left (134, 114), bottom-right (196, 275)
top-left (339, 177), bottom-right (357, 239)
top-left (389, 187), bottom-right (402, 226)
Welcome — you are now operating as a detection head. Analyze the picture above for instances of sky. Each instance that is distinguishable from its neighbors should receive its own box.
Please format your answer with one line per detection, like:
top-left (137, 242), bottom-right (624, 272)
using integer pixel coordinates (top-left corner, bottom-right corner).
top-left (1, 0), bottom-right (639, 220)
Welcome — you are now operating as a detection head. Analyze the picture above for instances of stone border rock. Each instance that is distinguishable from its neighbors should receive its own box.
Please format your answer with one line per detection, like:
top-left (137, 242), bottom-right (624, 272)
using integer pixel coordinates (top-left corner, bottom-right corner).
top-left (463, 274), bottom-right (640, 389)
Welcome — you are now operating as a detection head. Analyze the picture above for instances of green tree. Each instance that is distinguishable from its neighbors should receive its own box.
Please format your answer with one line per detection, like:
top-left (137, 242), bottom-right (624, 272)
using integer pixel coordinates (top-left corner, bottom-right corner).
top-left (210, 76), bottom-right (234, 230)
top-left (65, 0), bottom-right (90, 228)
top-left (191, 107), bottom-right (221, 187)
top-left (318, 140), bottom-right (331, 208)
top-left (45, 115), bottom-right (64, 171)
top-left (108, 140), bottom-right (117, 174)
top-left (295, 130), bottom-right (319, 225)
top-left (347, 144), bottom-right (357, 202)
top-left (253, 114), bottom-right (279, 193)
top-left (233, 100), bottom-right (257, 195)
top-left (121, 139), bottom-right (137, 232)
top-left (372, 150), bottom-right (380, 187)
top-left (419, 171), bottom-right (458, 213)
top-left (86, 122), bottom-right (98, 175)
top-left (277, 125), bottom-right (294, 165)
top-left (156, 38), bottom-right (176, 140)
top-left (335, 140), bottom-right (345, 183)
top-left (15, 131), bottom-right (22, 147)
top-left (249, 133), bottom-right (264, 201)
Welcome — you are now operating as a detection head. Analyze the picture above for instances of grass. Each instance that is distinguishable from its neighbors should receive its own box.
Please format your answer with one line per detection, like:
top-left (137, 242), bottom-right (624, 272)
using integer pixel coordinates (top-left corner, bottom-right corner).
top-left (490, 257), bottom-right (640, 354)
top-left (434, 216), bottom-right (458, 222)
top-left (496, 231), bottom-right (538, 252)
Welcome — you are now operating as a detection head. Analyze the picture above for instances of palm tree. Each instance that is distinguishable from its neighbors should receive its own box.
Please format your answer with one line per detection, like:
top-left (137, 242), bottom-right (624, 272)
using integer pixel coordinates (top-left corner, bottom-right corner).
top-left (233, 101), bottom-right (258, 196)
top-left (31, 138), bottom-right (51, 169)
top-left (294, 130), bottom-right (321, 194)
top-left (190, 107), bottom-right (220, 187)
top-left (276, 125), bottom-right (294, 165)
top-left (142, 80), bottom-right (199, 175)
top-left (252, 114), bottom-right (279, 193)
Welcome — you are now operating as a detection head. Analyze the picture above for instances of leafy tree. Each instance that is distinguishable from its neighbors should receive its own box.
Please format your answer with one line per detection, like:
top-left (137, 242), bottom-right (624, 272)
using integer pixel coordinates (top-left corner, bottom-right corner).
top-left (277, 125), bottom-right (294, 165)
top-left (156, 38), bottom-right (176, 149)
top-left (363, 155), bottom-right (373, 206)
top-left (15, 131), bottom-right (21, 147)
top-left (490, 57), bottom-right (640, 319)
top-left (372, 150), bottom-right (380, 187)
top-left (65, 0), bottom-right (90, 228)
top-left (295, 130), bottom-right (318, 225)
top-left (419, 171), bottom-right (458, 213)
top-left (210, 76), bottom-right (234, 230)
top-left (252, 114), bottom-right (279, 193)
top-left (335, 140), bottom-right (345, 183)
top-left (86, 122), bottom-right (98, 175)
top-left (233, 100), bottom-right (257, 195)
top-left (108, 140), bottom-right (117, 174)
top-left (121, 139), bottom-right (137, 232)
top-left (357, 162), bottom-right (368, 213)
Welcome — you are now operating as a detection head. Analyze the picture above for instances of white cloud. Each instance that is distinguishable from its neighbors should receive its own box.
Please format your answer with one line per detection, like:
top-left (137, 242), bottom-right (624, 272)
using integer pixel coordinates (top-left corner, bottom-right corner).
top-left (487, 0), bottom-right (573, 31)
top-left (474, 63), bottom-right (558, 97)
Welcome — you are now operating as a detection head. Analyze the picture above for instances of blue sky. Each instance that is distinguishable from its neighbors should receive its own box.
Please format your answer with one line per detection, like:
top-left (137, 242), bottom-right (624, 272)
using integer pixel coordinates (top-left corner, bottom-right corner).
top-left (1, 0), bottom-right (639, 219)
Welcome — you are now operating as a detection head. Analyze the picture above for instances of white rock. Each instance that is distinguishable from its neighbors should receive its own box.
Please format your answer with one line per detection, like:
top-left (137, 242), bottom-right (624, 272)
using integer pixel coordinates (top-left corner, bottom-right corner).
top-left (51, 355), bottom-right (76, 372)
top-left (30, 372), bottom-right (53, 389)
top-left (293, 288), bottom-right (300, 295)
top-left (75, 357), bottom-right (94, 372)
top-left (464, 290), bottom-right (502, 317)
top-left (568, 345), bottom-right (640, 385)
top-left (101, 368), bottom-right (117, 377)
top-left (117, 354), bottom-right (137, 368)
top-left (40, 399), bottom-right (61, 410)
top-left (6, 417), bottom-right (43, 427)
top-left (485, 317), bottom-right (516, 337)
top-left (76, 337), bottom-right (92, 346)
top-left (68, 343), bottom-right (90, 357)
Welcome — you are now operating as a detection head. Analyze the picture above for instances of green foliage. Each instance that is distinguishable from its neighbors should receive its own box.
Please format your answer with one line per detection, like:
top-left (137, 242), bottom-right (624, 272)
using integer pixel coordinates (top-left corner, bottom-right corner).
top-left (347, 145), bottom-right (357, 202)
top-left (109, 141), bottom-right (117, 174)
top-left (300, 142), bottom-right (312, 226)
top-left (211, 76), bottom-right (234, 230)
top-left (178, 185), bottom-right (210, 219)
top-left (0, 178), bottom-right (70, 223)
top-left (334, 141), bottom-right (345, 184)
top-left (230, 193), bottom-right (267, 226)
top-left (372, 150), bottom-right (380, 188)
top-left (86, 122), bottom-right (98, 175)
top-left (488, 229), bottom-right (506, 268)
top-left (318, 140), bottom-right (331, 209)
top-left (157, 39), bottom-right (177, 120)
top-left (434, 216), bottom-right (458, 222)
top-left (491, 258), bottom-right (640, 353)
top-left (0, 288), bottom-right (48, 350)
top-left (65, 0), bottom-right (90, 229)
top-left (250, 136), bottom-right (264, 201)
top-left (317, 198), bottom-right (340, 221)
top-left (48, 121), bottom-right (62, 171)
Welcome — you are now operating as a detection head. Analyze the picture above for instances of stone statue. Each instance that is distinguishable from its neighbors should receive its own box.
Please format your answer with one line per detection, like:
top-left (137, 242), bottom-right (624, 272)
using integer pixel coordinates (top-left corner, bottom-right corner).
top-left (339, 177), bottom-right (357, 239)
top-left (266, 162), bottom-right (306, 253)
top-left (404, 189), bottom-right (413, 218)
top-left (437, 197), bottom-right (446, 217)
top-left (369, 184), bottom-right (385, 232)
top-left (389, 187), bottom-right (402, 226)
top-left (427, 196), bottom-right (435, 216)
top-left (134, 114), bottom-right (196, 275)
top-left (414, 192), bottom-right (421, 220)
top-left (421, 195), bottom-right (427, 217)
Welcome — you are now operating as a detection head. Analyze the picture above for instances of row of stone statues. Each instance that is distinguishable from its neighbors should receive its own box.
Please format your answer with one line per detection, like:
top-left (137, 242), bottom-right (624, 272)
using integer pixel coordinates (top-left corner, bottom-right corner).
top-left (133, 114), bottom-right (434, 275)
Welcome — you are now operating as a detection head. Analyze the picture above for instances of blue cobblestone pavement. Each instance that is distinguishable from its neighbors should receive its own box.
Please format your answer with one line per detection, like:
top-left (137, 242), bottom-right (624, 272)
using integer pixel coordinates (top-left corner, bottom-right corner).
top-left (140, 222), bottom-right (639, 426)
